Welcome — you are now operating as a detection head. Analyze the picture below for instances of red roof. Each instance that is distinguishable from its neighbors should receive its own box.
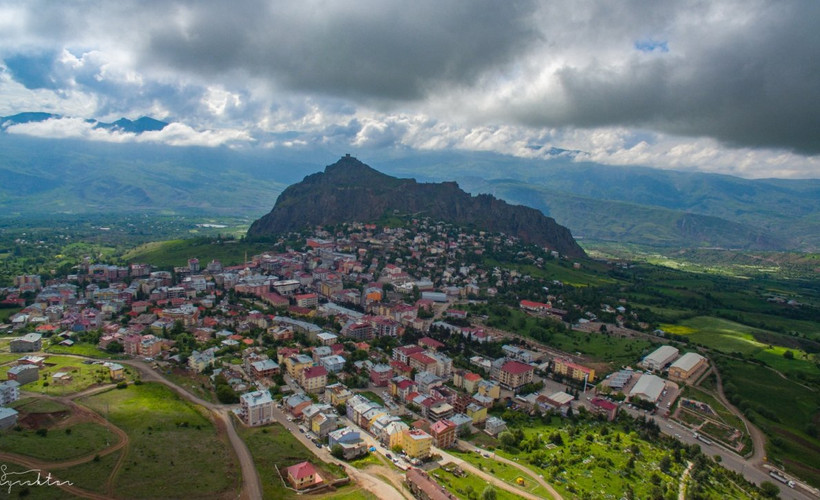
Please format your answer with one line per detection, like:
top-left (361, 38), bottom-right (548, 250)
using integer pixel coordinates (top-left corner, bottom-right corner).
top-left (418, 337), bottom-right (445, 349)
top-left (520, 300), bottom-right (550, 309)
top-left (302, 366), bottom-right (328, 379)
top-left (591, 398), bottom-right (617, 411)
top-left (464, 372), bottom-right (482, 382)
top-left (501, 360), bottom-right (534, 375)
top-left (287, 461), bottom-right (318, 480)
top-left (408, 352), bottom-right (437, 365)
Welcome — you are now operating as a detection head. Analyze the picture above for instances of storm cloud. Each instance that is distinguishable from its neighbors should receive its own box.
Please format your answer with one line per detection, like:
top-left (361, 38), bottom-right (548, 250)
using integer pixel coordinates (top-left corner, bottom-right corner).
top-left (1, 0), bottom-right (818, 177)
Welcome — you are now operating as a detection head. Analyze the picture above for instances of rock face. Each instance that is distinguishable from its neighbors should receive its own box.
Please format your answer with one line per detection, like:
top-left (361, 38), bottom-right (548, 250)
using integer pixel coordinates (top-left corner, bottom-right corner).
top-left (248, 155), bottom-right (586, 258)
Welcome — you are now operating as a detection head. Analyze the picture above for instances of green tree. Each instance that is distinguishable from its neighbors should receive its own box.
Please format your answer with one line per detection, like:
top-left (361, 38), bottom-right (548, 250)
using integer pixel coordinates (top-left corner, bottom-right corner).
top-left (481, 486), bottom-right (497, 500)
top-left (331, 445), bottom-right (344, 459)
top-left (760, 481), bottom-right (780, 498)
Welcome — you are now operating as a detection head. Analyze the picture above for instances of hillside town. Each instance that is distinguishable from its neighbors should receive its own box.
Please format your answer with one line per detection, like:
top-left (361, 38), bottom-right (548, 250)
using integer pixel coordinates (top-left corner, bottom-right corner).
top-left (0, 219), bottom-right (798, 499)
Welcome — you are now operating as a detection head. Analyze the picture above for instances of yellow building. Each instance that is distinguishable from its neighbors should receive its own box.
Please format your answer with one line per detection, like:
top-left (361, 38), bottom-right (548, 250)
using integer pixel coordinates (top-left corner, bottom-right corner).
top-left (476, 380), bottom-right (500, 400)
top-left (286, 354), bottom-right (314, 379)
top-left (466, 403), bottom-right (488, 424)
top-left (402, 429), bottom-right (433, 459)
top-left (552, 358), bottom-right (595, 383)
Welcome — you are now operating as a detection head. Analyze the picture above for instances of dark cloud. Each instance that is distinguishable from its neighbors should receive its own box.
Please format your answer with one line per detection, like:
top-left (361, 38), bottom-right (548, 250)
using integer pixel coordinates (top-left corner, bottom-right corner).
top-left (4, 52), bottom-right (64, 90)
top-left (141, 0), bottom-right (538, 101)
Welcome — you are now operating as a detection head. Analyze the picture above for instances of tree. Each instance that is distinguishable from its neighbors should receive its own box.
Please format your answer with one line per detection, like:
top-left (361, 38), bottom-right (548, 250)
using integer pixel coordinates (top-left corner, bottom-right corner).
top-left (331, 445), bottom-right (344, 459)
top-left (106, 341), bottom-right (124, 354)
top-left (760, 481), bottom-right (780, 498)
top-left (481, 486), bottom-right (497, 500)
top-left (783, 350), bottom-right (794, 360)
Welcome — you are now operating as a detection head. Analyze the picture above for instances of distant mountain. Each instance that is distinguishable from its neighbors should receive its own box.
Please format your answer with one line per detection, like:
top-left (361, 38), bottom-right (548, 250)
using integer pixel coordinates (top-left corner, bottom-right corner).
top-left (247, 155), bottom-right (586, 258)
top-left (94, 116), bottom-right (168, 133)
top-left (0, 112), bottom-right (60, 129)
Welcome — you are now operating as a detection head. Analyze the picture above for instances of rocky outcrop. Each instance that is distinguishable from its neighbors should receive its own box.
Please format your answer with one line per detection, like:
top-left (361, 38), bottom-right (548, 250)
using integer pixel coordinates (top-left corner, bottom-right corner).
top-left (248, 155), bottom-right (586, 258)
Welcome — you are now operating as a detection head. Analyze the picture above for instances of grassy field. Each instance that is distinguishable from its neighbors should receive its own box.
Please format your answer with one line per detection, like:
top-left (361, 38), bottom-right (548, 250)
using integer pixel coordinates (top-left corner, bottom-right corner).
top-left (9, 397), bottom-right (70, 413)
top-left (0, 306), bottom-right (21, 323)
top-left (80, 383), bottom-right (240, 498)
top-left (161, 367), bottom-right (218, 404)
top-left (0, 461), bottom-right (69, 499)
top-left (449, 449), bottom-right (553, 499)
top-left (122, 238), bottom-right (274, 269)
top-left (57, 449), bottom-right (124, 494)
top-left (1, 421), bottom-right (115, 461)
top-left (662, 316), bottom-right (819, 377)
top-left (433, 465), bottom-right (524, 500)
top-left (716, 356), bottom-right (820, 485)
top-left (44, 342), bottom-right (113, 359)
top-left (0, 355), bottom-right (135, 396)
top-left (237, 422), bottom-right (346, 500)
top-left (358, 391), bottom-right (385, 406)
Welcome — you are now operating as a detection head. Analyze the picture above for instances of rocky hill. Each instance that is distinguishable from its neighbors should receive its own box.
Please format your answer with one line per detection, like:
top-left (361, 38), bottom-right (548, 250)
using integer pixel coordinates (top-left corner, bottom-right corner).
top-left (247, 155), bottom-right (586, 258)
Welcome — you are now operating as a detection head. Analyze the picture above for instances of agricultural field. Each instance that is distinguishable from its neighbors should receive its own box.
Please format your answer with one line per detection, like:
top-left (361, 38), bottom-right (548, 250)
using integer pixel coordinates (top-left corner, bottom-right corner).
top-left (236, 422), bottom-right (347, 500)
top-left (44, 341), bottom-right (113, 359)
top-left (80, 382), bottom-right (240, 498)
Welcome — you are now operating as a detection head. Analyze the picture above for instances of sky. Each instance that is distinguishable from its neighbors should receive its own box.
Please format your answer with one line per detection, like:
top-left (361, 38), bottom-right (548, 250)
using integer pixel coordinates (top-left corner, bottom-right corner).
top-left (1, 0), bottom-right (819, 179)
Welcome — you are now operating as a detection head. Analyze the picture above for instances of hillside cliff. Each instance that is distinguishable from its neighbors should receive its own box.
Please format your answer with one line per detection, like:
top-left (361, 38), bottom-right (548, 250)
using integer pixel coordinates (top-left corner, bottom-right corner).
top-left (248, 155), bottom-right (586, 258)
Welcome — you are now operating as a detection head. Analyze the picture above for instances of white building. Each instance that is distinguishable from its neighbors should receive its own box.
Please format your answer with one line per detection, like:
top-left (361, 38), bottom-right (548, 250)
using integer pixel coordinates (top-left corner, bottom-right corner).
top-left (629, 373), bottom-right (666, 403)
top-left (239, 390), bottom-right (275, 426)
top-left (640, 345), bottom-right (679, 371)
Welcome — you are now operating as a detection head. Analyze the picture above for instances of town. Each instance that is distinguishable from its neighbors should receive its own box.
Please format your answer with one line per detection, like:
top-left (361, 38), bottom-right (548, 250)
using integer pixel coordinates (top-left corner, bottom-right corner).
top-left (0, 218), bottom-right (807, 499)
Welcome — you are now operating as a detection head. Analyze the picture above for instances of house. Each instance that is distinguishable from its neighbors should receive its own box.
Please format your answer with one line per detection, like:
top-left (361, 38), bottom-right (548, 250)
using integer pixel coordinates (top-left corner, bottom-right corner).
top-left (668, 352), bottom-right (707, 382)
top-left (300, 366), bottom-right (328, 393)
top-left (10, 333), bottom-right (42, 353)
top-left (450, 413), bottom-right (473, 436)
top-left (324, 383), bottom-right (353, 407)
top-left (402, 428), bottom-right (433, 459)
top-left (484, 416), bottom-right (507, 436)
top-left (316, 331), bottom-right (338, 346)
top-left (520, 300), bottom-right (550, 312)
top-left (311, 412), bottom-right (338, 439)
top-left (328, 427), bottom-right (367, 459)
top-left (285, 461), bottom-right (323, 490)
top-left (465, 403), bottom-right (487, 424)
top-left (0, 407), bottom-right (18, 430)
top-left (476, 379), bottom-right (500, 400)
top-left (491, 360), bottom-right (534, 391)
top-left (408, 352), bottom-right (438, 375)
top-left (640, 345), bottom-right (680, 372)
top-left (418, 337), bottom-right (445, 351)
top-left (240, 390), bottom-right (275, 426)
top-left (369, 364), bottom-right (393, 386)
top-left (189, 348), bottom-right (216, 373)
top-left (104, 362), bottom-right (125, 380)
top-left (0, 380), bottom-right (20, 405)
top-left (380, 420), bottom-right (409, 449)
top-left (430, 419), bottom-right (457, 449)
top-left (541, 391), bottom-right (574, 415)
top-left (389, 376), bottom-right (417, 400)
top-left (250, 359), bottom-right (280, 379)
top-left (7, 364), bottom-right (39, 385)
top-left (415, 372), bottom-right (443, 394)
top-left (428, 402), bottom-right (454, 422)
top-left (295, 293), bottom-right (318, 308)
top-left (52, 372), bottom-right (72, 384)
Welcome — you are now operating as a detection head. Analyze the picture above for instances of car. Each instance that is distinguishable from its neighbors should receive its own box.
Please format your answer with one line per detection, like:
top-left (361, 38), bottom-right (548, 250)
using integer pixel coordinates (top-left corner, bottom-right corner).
top-left (386, 453), bottom-right (392, 459)
top-left (315, 442), bottom-right (322, 448)
top-left (298, 428), bottom-right (304, 433)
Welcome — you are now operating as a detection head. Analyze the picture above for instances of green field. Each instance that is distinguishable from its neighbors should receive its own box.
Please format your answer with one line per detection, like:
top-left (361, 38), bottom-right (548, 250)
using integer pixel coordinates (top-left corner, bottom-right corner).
top-left (80, 383), bottom-right (240, 498)
top-left (1, 421), bottom-right (116, 461)
top-left (449, 449), bottom-right (553, 499)
top-left (662, 316), bottom-right (819, 377)
top-left (433, 465), bottom-right (524, 500)
top-left (57, 449), bottom-right (124, 494)
top-left (0, 461), bottom-right (69, 499)
top-left (0, 355), bottom-right (134, 396)
top-left (237, 422), bottom-right (346, 500)
top-left (9, 397), bottom-right (70, 413)
top-left (122, 238), bottom-right (274, 269)
top-left (716, 357), bottom-right (820, 484)
top-left (0, 307), bottom-right (21, 323)
top-left (44, 342), bottom-right (112, 359)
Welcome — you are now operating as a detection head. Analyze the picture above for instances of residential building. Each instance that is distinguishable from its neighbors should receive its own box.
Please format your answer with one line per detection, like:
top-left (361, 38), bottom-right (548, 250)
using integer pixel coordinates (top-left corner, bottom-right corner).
top-left (430, 419), bottom-right (457, 448)
top-left (0, 380), bottom-right (20, 405)
top-left (590, 398), bottom-right (619, 421)
top-left (328, 427), bottom-right (367, 459)
top-left (295, 293), bottom-right (318, 308)
top-left (476, 379), bottom-right (500, 400)
top-left (250, 359), bottom-right (280, 379)
top-left (408, 352), bottom-right (438, 374)
top-left (465, 403), bottom-right (487, 424)
top-left (428, 402), bottom-right (454, 422)
top-left (320, 355), bottom-right (346, 374)
top-left (300, 366), bottom-right (328, 393)
top-left (484, 416), bottom-right (507, 436)
top-left (369, 364), bottom-right (393, 386)
top-left (10, 333), bottom-right (42, 353)
top-left (285, 354), bottom-right (315, 378)
top-left (492, 360), bottom-right (535, 390)
top-left (189, 348), bottom-right (216, 373)
top-left (402, 428), bottom-right (433, 459)
top-left (286, 461), bottom-right (322, 490)
top-left (381, 420), bottom-right (409, 449)
top-left (450, 413), bottom-right (473, 436)
top-left (405, 469), bottom-right (457, 500)
top-left (7, 364), bottom-right (38, 385)
top-left (324, 383), bottom-right (353, 407)
top-left (239, 390), bottom-right (275, 426)
top-left (104, 362), bottom-right (125, 380)
top-left (0, 407), bottom-right (18, 430)
top-left (552, 358), bottom-right (596, 383)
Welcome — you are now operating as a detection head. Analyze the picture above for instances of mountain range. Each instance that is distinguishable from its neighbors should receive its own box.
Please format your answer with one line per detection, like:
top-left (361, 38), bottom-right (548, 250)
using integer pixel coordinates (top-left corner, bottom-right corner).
top-left (1, 112), bottom-right (819, 252)
top-left (247, 155), bottom-right (586, 258)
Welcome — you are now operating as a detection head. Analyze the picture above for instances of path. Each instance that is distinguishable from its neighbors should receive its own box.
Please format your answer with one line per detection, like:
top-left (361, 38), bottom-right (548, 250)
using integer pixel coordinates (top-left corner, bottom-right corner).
top-left (456, 440), bottom-right (564, 500)
top-left (116, 359), bottom-right (262, 500)
top-left (679, 461), bottom-right (694, 500)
